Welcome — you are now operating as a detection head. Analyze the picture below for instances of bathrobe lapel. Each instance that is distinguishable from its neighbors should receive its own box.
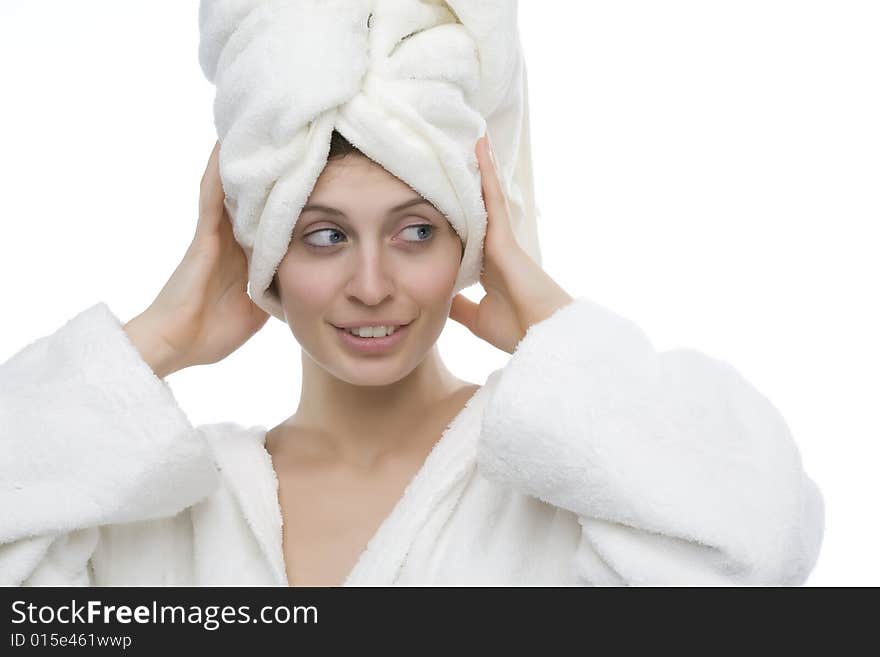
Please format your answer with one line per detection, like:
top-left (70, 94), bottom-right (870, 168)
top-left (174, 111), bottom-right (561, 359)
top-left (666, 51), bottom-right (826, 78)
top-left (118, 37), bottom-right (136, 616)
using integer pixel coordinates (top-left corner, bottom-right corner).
top-left (203, 424), bottom-right (288, 586)
top-left (206, 371), bottom-right (501, 587)
top-left (342, 374), bottom-right (500, 585)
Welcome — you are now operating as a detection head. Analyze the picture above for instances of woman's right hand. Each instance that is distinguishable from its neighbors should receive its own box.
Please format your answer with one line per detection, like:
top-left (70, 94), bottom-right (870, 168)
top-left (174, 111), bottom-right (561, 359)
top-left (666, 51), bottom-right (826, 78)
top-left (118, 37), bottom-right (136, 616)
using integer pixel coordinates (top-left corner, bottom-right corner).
top-left (124, 140), bottom-right (270, 378)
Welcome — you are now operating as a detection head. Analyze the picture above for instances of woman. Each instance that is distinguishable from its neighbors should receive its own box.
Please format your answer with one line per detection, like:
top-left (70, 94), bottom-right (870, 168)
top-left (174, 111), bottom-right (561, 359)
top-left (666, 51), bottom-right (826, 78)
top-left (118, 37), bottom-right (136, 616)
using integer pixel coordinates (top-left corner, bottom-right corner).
top-left (0, 129), bottom-right (824, 586)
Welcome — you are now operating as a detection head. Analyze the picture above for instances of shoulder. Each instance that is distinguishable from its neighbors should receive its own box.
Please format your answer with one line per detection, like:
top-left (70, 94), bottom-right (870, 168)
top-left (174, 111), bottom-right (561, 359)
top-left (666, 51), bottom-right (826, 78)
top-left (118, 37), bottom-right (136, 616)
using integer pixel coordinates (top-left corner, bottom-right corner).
top-left (194, 421), bottom-right (270, 465)
top-left (456, 381), bottom-right (483, 400)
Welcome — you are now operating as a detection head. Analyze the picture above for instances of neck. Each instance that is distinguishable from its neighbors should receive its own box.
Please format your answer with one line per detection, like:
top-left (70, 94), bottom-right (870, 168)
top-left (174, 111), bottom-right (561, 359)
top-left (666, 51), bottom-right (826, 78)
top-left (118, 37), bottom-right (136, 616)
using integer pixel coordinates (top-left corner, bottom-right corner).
top-left (289, 344), bottom-right (463, 464)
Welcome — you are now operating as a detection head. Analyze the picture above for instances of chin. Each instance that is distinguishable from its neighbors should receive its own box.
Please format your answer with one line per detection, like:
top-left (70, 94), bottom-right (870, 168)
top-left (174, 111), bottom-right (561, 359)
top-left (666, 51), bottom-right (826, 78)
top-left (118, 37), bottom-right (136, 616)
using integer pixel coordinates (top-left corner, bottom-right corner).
top-left (334, 360), bottom-right (413, 387)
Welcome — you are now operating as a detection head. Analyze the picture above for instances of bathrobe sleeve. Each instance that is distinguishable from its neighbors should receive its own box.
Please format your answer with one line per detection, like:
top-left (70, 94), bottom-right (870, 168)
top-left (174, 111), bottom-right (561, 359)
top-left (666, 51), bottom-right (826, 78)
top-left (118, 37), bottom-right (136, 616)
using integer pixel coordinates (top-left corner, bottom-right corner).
top-left (0, 302), bottom-right (220, 585)
top-left (476, 297), bottom-right (825, 586)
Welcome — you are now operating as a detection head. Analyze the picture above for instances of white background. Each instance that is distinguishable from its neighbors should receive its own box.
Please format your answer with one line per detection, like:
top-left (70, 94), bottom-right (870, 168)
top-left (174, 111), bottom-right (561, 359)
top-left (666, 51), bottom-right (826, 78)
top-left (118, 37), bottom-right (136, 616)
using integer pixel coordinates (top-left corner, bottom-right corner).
top-left (1, 1), bottom-right (877, 586)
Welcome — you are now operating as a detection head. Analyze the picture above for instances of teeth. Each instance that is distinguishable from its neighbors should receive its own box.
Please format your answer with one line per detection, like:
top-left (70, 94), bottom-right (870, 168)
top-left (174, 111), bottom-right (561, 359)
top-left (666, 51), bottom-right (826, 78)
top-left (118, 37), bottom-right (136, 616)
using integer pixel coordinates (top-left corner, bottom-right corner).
top-left (346, 325), bottom-right (397, 338)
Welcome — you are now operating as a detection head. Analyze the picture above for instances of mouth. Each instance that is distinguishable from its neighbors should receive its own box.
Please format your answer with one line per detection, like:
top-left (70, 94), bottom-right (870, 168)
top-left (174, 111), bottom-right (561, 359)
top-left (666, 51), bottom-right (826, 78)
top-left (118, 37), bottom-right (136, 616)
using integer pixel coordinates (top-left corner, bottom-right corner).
top-left (332, 320), bottom-right (413, 354)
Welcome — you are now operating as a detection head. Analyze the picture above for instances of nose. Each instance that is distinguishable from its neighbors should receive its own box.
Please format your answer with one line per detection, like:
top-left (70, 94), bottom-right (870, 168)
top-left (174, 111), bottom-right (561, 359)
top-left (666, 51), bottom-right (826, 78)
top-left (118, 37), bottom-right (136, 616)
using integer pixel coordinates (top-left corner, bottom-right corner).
top-left (343, 243), bottom-right (395, 306)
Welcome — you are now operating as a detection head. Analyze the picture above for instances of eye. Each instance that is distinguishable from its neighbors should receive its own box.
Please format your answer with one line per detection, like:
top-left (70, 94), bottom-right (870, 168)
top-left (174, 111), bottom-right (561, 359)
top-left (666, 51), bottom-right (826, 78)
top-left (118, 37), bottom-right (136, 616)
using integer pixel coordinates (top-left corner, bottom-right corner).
top-left (398, 224), bottom-right (434, 243)
top-left (303, 228), bottom-right (347, 248)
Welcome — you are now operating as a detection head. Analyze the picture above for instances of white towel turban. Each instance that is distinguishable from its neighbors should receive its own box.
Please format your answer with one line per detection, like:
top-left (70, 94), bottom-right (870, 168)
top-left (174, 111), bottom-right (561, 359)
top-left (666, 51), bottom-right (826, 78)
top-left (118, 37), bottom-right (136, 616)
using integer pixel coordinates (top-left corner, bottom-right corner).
top-left (198, 0), bottom-right (541, 322)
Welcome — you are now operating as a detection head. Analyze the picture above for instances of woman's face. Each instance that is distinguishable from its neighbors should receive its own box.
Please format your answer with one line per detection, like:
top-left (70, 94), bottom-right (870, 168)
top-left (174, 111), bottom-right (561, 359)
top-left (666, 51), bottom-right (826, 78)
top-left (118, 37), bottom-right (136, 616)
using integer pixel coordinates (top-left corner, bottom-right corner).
top-left (275, 152), bottom-right (464, 386)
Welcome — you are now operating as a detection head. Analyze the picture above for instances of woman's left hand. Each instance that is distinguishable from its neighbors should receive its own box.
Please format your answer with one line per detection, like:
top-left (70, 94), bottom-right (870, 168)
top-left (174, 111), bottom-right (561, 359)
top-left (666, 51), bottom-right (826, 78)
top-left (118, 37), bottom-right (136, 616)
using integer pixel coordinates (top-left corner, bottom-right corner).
top-left (449, 134), bottom-right (575, 354)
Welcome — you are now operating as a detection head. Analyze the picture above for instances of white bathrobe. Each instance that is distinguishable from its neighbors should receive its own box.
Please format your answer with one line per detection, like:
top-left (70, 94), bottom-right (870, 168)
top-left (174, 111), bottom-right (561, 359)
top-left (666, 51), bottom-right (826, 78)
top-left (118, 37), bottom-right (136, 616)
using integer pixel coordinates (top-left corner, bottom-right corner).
top-left (0, 297), bottom-right (824, 586)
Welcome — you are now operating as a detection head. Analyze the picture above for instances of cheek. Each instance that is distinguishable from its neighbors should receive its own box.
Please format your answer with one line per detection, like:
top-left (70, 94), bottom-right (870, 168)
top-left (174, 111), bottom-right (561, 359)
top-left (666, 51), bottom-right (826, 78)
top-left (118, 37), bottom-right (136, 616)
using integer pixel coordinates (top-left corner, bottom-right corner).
top-left (276, 256), bottom-right (338, 312)
top-left (400, 243), bottom-right (460, 302)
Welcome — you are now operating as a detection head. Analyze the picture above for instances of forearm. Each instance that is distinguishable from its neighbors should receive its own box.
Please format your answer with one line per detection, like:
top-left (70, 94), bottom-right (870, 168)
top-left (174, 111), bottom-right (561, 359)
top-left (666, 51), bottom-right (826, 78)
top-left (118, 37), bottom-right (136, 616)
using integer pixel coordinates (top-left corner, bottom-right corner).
top-left (477, 296), bottom-right (825, 585)
top-left (0, 302), bottom-right (219, 556)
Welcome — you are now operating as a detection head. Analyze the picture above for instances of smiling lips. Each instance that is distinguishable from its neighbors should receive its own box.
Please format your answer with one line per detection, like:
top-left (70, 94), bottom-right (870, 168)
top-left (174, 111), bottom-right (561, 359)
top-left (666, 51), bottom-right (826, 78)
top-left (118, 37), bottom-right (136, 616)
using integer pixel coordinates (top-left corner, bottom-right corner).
top-left (343, 324), bottom-right (400, 338)
top-left (332, 318), bottom-right (413, 338)
top-left (334, 320), bottom-right (412, 353)
top-left (333, 319), bottom-right (412, 330)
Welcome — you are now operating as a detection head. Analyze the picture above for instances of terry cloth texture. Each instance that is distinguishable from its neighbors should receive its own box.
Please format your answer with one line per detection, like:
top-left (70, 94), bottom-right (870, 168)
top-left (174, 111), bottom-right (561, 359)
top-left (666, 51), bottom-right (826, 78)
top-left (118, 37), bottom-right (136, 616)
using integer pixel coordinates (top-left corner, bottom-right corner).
top-left (1, 299), bottom-right (825, 585)
top-left (198, 0), bottom-right (541, 322)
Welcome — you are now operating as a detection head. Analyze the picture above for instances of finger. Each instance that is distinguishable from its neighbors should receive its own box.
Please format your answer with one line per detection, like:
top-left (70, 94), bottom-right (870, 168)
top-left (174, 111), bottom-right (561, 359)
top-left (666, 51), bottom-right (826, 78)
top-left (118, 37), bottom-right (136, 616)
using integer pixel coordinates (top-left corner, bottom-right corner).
top-left (197, 140), bottom-right (225, 234)
top-left (448, 293), bottom-right (479, 333)
top-left (475, 135), bottom-right (515, 242)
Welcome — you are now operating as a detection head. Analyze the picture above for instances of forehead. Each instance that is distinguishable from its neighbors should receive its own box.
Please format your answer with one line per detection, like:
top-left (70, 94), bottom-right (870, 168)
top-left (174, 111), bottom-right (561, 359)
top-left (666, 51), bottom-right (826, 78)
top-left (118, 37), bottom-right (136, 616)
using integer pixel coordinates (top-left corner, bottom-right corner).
top-left (309, 154), bottom-right (414, 200)
top-left (300, 153), bottom-right (448, 224)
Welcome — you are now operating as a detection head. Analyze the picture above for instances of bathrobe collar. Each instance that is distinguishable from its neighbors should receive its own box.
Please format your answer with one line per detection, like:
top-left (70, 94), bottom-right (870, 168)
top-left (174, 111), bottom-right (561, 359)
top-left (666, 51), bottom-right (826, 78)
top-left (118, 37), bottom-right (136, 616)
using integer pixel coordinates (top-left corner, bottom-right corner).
top-left (207, 371), bottom-right (502, 586)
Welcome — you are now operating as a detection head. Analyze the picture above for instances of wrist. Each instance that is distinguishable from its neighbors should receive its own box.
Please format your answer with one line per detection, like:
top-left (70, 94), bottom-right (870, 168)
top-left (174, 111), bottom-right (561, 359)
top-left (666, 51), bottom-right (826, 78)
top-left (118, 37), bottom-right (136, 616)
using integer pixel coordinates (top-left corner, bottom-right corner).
top-left (521, 292), bottom-right (575, 335)
top-left (123, 313), bottom-right (185, 379)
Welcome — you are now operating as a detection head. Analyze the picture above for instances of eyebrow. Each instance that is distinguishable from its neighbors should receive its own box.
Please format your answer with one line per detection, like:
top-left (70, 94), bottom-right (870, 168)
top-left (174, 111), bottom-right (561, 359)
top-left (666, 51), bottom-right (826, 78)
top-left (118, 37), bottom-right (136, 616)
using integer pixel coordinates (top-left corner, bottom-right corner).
top-left (300, 196), bottom-right (434, 216)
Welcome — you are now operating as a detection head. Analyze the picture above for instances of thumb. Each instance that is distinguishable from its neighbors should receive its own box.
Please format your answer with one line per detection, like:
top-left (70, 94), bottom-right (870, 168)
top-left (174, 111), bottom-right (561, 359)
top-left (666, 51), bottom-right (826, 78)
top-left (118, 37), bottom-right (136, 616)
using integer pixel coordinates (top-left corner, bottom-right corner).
top-left (449, 293), bottom-right (479, 333)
